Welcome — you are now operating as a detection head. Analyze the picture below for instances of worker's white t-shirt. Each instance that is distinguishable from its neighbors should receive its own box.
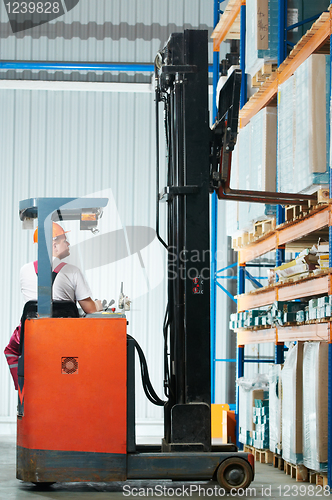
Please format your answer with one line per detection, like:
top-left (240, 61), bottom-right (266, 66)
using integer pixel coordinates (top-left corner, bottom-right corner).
top-left (20, 258), bottom-right (92, 304)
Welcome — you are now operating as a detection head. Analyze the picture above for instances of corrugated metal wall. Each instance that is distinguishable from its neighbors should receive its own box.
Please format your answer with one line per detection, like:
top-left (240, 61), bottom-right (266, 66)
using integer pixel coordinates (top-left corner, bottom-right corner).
top-left (0, 0), bottom-right (237, 436)
top-left (0, 86), bottom-right (169, 435)
top-left (0, 0), bottom-right (224, 82)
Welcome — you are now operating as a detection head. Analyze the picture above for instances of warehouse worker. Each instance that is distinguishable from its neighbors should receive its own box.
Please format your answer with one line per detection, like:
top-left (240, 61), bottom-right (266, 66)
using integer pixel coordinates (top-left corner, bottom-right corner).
top-left (20, 223), bottom-right (103, 314)
top-left (4, 223), bottom-right (103, 389)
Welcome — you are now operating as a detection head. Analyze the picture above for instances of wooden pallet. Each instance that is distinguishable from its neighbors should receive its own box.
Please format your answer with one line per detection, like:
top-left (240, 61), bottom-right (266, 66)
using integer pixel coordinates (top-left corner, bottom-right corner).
top-left (284, 461), bottom-right (308, 482)
top-left (317, 188), bottom-right (330, 204)
top-left (273, 453), bottom-right (284, 470)
top-left (252, 63), bottom-right (277, 88)
top-left (285, 189), bottom-right (330, 223)
top-left (252, 218), bottom-right (276, 238)
top-left (232, 217), bottom-right (275, 249)
top-left (243, 445), bottom-right (273, 464)
top-left (249, 448), bottom-right (327, 486)
top-left (309, 472), bottom-right (328, 487)
top-left (232, 231), bottom-right (253, 249)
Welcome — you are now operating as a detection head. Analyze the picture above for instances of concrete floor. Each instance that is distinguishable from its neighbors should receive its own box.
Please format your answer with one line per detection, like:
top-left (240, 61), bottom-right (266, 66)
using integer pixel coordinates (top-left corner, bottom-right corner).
top-left (1, 435), bottom-right (329, 499)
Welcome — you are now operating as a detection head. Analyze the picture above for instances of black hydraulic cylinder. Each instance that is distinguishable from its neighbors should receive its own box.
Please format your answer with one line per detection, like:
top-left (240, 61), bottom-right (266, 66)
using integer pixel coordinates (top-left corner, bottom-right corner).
top-left (158, 30), bottom-right (211, 451)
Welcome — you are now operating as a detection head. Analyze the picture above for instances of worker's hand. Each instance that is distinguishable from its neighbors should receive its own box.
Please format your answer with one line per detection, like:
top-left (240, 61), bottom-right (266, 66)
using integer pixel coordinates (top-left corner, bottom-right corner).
top-left (94, 299), bottom-right (103, 312)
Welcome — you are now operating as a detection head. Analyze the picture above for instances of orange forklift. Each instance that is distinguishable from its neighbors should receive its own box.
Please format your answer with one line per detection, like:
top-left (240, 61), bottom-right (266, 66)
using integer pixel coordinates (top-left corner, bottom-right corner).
top-left (16, 30), bottom-right (255, 491)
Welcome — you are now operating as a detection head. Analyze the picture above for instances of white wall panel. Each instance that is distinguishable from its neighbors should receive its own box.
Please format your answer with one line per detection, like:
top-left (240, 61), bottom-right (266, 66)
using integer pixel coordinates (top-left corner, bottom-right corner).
top-left (0, 0), bottom-right (234, 436)
top-left (0, 85), bottom-right (168, 435)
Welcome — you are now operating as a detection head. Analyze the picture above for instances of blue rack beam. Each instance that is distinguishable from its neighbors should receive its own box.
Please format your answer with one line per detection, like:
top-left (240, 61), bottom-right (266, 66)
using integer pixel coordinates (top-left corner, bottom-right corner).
top-left (0, 60), bottom-right (214, 74)
top-left (210, 0), bottom-right (223, 406)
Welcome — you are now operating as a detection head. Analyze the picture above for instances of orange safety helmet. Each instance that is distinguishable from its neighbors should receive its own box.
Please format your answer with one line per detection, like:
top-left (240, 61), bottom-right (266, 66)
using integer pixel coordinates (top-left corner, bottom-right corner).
top-left (33, 223), bottom-right (70, 243)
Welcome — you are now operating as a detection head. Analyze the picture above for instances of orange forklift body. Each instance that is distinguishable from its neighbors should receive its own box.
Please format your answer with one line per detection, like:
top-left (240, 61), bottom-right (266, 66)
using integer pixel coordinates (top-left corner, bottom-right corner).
top-left (17, 317), bottom-right (127, 483)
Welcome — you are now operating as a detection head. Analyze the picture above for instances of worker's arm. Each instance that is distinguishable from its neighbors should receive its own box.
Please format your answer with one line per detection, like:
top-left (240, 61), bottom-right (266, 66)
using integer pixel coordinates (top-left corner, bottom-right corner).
top-left (78, 298), bottom-right (103, 314)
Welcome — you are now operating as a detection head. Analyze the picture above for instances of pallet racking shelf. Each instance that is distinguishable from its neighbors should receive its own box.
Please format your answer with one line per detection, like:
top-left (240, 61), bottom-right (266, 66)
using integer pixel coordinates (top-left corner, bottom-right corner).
top-left (237, 322), bottom-right (331, 345)
top-left (237, 272), bottom-right (332, 310)
top-left (239, 10), bottom-right (330, 127)
top-left (212, 0), bottom-right (243, 50)
top-left (236, 204), bottom-right (331, 263)
top-left (212, 0), bottom-right (332, 485)
top-left (212, 7), bottom-right (331, 128)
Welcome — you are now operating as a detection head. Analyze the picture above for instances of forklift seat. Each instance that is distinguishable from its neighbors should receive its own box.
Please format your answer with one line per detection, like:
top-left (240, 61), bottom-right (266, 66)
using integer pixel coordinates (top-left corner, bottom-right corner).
top-left (19, 300), bottom-right (80, 354)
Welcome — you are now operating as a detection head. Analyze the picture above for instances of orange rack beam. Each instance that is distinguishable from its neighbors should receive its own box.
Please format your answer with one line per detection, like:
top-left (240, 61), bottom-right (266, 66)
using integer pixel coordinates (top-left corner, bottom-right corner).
top-left (239, 10), bottom-right (331, 128)
top-left (237, 328), bottom-right (276, 345)
top-left (212, 0), bottom-right (243, 51)
top-left (276, 322), bottom-right (330, 342)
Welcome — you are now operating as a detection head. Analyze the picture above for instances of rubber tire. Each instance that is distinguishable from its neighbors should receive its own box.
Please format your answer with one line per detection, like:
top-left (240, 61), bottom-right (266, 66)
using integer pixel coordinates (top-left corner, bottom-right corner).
top-left (216, 457), bottom-right (253, 492)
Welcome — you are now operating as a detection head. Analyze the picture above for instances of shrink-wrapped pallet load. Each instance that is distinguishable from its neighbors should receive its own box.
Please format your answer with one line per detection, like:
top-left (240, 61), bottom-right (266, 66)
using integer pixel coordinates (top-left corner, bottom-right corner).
top-left (252, 398), bottom-right (270, 449)
top-left (278, 54), bottom-right (330, 193)
top-left (281, 342), bottom-right (304, 464)
top-left (269, 364), bottom-right (282, 455)
top-left (238, 375), bottom-right (269, 446)
top-left (303, 342), bottom-right (328, 473)
top-left (245, 0), bottom-right (278, 76)
top-left (277, 75), bottom-right (295, 193)
top-left (238, 107), bottom-right (277, 231)
top-left (227, 106), bottom-right (277, 236)
top-left (246, 0), bottom-right (330, 77)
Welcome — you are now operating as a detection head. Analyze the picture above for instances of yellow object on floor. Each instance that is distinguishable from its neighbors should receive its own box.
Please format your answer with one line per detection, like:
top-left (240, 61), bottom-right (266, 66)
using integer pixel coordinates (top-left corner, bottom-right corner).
top-left (211, 404), bottom-right (236, 444)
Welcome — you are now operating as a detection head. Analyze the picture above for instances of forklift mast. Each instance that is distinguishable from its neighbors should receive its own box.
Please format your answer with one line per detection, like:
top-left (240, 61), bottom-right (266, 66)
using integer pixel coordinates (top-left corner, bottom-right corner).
top-left (156, 30), bottom-right (211, 451)
top-left (16, 33), bottom-right (255, 489)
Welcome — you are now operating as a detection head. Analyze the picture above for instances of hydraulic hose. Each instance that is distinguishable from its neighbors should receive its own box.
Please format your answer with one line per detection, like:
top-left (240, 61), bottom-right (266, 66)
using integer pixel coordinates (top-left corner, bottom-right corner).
top-left (154, 59), bottom-right (168, 250)
top-left (127, 334), bottom-right (166, 407)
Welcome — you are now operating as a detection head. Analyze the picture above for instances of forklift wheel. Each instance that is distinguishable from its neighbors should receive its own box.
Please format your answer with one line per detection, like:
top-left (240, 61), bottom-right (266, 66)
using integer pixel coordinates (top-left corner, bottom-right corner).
top-left (216, 457), bottom-right (253, 492)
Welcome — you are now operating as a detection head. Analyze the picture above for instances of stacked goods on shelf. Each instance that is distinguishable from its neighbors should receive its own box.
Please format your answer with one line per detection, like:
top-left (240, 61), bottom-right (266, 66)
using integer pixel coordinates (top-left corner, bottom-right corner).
top-left (226, 106), bottom-right (277, 236)
top-left (278, 54), bottom-right (330, 194)
top-left (245, 0), bottom-right (330, 77)
top-left (307, 296), bottom-right (332, 321)
top-left (277, 75), bottom-right (294, 192)
top-left (274, 240), bottom-right (328, 284)
top-left (269, 365), bottom-right (282, 455)
top-left (230, 296), bottom-right (332, 329)
top-left (230, 311), bottom-right (246, 330)
top-left (252, 399), bottom-right (269, 449)
top-left (302, 342), bottom-right (328, 473)
top-left (238, 376), bottom-right (269, 446)
top-left (274, 248), bottom-right (318, 282)
top-left (245, 0), bottom-right (278, 76)
top-left (281, 342), bottom-right (304, 465)
top-left (307, 299), bottom-right (319, 320)
top-left (294, 55), bottom-right (329, 190)
top-left (316, 241), bottom-right (329, 270)
top-left (270, 301), bottom-right (307, 325)
top-left (246, 309), bottom-right (269, 327)
top-left (227, 120), bottom-right (251, 236)
top-left (238, 107), bottom-right (277, 231)
top-left (229, 301), bottom-right (308, 330)
top-left (230, 310), bottom-right (268, 329)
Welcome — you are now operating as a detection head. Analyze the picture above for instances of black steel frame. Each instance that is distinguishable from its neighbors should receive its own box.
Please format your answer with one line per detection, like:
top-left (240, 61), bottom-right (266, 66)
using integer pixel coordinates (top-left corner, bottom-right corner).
top-left (156, 30), bottom-right (212, 451)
